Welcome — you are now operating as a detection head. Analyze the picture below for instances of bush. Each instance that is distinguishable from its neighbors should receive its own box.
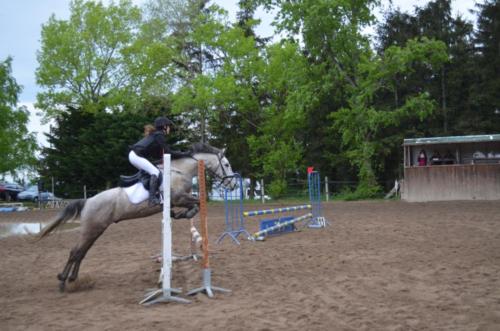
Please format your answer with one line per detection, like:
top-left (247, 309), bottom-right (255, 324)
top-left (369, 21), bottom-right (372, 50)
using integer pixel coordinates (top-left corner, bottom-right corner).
top-left (268, 179), bottom-right (287, 199)
top-left (334, 183), bottom-right (382, 201)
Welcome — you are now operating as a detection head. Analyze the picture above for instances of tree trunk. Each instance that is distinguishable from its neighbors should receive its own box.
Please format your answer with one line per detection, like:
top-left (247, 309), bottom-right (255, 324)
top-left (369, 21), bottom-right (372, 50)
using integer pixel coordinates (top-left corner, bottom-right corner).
top-left (441, 66), bottom-right (447, 133)
top-left (394, 77), bottom-right (399, 108)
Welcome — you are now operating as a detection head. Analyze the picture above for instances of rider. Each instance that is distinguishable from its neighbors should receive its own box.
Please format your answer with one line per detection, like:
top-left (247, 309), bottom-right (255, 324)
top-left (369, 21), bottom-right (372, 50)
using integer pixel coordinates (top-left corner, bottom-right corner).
top-left (129, 116), bottom-right (191, 206)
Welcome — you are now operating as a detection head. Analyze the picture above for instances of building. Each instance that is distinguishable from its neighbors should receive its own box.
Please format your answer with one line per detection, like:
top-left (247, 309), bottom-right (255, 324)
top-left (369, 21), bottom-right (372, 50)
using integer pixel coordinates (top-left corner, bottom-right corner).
top-left (402, 134), bottom-right (500, 202)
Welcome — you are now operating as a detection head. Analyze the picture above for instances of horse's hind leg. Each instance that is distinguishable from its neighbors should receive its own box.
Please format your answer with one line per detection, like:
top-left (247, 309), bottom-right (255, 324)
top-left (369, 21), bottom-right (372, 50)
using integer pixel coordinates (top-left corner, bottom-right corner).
top-left (58, 225), bottom-right (107, 291)
top-left (67, 234), bottom-right (101, 282)
top-left (57, 248), bottom-right (78, 290)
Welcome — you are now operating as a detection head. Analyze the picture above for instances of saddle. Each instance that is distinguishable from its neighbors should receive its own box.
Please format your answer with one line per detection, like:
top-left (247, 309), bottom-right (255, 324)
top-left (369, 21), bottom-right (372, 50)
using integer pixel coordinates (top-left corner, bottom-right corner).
top-left (119, 170), bottom-right (162, 190)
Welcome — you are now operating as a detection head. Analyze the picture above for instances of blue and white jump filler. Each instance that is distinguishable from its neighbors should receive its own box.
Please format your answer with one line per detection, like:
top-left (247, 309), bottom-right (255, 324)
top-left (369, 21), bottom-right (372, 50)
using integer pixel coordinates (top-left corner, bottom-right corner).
top-left (217, 171), bottom-right (328, 245)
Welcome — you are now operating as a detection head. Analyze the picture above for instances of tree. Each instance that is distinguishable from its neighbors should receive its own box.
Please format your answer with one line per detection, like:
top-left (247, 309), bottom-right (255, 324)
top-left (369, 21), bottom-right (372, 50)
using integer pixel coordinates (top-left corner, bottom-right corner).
top-left (376, 0), bottom-right (476, 135)
top-left (160, 0), bottom-right (272, 194)
top-left (200, 22), bottom-right (267, 184)
top-left (253, 0), bottom-right (381, 191)
top-left (145, 0), bottom-right (222, 142)
top-left (246, 41), bottom-right (312, 197)
top-left (469, 0), bottom-right (500, 133)
top-left (0, 57), bottom-right (37, 176)
top-left (35, 0), bottom-right (198, 197)
top-left (39, 106), bottom-right (187, 197)
top-left (36, 0), bottom-right (144, 118)
top-left (331, 38), bottom-right (448, 197)
top-left (260, 0), bottom-right (379, 84)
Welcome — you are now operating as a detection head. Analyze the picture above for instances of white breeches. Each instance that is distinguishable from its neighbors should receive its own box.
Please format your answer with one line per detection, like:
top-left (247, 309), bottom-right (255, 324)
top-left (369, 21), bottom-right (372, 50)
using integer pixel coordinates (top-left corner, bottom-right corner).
top-left (128, 150), bottom-right (160, 176)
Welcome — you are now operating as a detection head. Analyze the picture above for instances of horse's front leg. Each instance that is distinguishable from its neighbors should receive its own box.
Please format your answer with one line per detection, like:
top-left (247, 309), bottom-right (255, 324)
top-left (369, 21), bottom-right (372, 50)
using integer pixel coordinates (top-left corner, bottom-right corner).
top-left (171, 193), bottom-right (200, 219)
top-left (172, 205), bottom-right (199, 219)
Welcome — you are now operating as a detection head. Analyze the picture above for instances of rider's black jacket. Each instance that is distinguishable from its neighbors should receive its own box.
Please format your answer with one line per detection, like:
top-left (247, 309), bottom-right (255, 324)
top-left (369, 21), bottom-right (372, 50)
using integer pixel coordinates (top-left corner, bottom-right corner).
top-left (130, 131), bottom-right (190, 161)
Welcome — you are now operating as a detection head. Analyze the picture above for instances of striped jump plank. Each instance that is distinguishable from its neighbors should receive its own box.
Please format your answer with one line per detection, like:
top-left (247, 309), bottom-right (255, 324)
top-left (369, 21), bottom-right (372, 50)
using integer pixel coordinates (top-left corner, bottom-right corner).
top-left (249, 213), bottom-right (313, 240)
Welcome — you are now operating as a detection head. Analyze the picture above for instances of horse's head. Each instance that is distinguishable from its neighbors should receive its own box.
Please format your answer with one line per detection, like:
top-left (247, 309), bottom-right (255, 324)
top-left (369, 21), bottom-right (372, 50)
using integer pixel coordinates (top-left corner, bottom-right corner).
top-left (191, 143), bottom-right (237, 190)
top-left (215, 150), bottom-right (238, 190)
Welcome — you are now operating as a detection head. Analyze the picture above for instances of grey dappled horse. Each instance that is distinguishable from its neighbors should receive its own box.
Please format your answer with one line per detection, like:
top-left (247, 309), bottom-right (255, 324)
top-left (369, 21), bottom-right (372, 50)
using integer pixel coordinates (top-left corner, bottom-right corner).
top-left (38, 143), bottom-right (236, 291)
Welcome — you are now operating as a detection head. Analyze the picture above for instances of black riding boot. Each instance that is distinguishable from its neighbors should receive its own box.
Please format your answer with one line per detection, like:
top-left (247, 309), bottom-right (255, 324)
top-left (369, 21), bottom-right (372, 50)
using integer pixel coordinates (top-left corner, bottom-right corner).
top-left (148, 174), bottom-right (161, 206)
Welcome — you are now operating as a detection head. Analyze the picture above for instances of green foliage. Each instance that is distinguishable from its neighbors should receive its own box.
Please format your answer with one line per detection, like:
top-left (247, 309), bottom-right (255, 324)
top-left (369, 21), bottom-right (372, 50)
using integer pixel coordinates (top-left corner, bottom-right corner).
top-left (39, 107), bottom-right (187, 197)
top-left (0, 57), bottom-right (38, 176)
top-left (36, 0), bottom-right (144, 117)
top-left (247, 42), bottom-right (311, 186)
top-left (469, 0), bottom-right (500, 132)
top-left (267, 179), bottom-right (286, 198)
top-left (376, 0), bottom-right (479, 136)
top-left (331, 37), bottom-right (448, 192)
top-left (30, 0), bottom-right (500, 201)
top-left (333, 185), bottom-right (382, 201)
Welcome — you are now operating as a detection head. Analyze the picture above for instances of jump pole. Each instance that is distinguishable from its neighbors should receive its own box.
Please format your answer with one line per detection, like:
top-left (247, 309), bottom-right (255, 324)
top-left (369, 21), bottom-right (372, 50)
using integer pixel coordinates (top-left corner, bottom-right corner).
top-left (140, 154), bottom-right (190, 305)
top-left (187, 160), bottom-right (231, 298)
top-left (243, 204), bottom-right (312, 217)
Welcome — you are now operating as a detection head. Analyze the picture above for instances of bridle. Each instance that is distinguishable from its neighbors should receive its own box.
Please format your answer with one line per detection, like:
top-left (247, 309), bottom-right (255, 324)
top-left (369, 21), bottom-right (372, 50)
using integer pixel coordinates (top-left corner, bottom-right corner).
top-left (192, 152), bottom-right (234, 188)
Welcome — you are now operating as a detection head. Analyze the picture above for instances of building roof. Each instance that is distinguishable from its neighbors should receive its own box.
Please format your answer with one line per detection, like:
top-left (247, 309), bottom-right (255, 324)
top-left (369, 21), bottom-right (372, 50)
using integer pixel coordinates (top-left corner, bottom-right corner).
top-left (404, 134), bottom-right (500, 146)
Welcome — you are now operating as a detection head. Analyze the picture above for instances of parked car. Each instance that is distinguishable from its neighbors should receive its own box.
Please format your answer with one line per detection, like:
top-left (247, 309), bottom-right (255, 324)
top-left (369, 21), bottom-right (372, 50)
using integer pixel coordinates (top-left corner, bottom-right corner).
top-left (17, 186), bottom-right (62, 202)
top-left (0, 182), bottom-right (24, 201)
top-left (16, 186), bottom-right (38, 201)
top-left (40, 192), bottom-right (62, 202)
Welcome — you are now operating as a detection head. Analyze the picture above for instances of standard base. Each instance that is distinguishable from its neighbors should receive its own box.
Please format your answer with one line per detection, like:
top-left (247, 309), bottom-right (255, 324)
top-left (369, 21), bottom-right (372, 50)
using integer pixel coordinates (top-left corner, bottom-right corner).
top-left (187, 268), bottom-right (231, 298)
top-left (307, 216), bottom-right (328, 228)
top-left (156, 254), bottom-right (201, 285)
top-left (152, 253), bottom-right (200, 263)
top-left (173, 254), bottom-right (200, 262)
top-left (139, 287), bottom-right (191, 305)
top-left (216, 229), bottom-right (251, 245)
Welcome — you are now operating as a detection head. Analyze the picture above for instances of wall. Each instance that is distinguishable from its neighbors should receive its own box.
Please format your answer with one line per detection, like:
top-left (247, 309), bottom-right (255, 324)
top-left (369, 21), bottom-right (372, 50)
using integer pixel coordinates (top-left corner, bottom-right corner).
top-left (403, 164), bottom-right (500, 202)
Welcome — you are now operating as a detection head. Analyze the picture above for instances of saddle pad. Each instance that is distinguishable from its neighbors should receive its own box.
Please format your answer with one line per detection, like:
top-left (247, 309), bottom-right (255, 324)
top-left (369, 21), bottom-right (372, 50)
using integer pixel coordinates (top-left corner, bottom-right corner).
top-left (124, 183), bottom-right (149, 204)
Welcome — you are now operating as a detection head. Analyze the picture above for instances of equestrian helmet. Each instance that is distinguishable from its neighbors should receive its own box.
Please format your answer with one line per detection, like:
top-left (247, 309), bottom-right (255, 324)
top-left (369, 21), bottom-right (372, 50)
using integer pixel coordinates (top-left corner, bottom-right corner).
top-left (154, 116), bottom-right (173, 130)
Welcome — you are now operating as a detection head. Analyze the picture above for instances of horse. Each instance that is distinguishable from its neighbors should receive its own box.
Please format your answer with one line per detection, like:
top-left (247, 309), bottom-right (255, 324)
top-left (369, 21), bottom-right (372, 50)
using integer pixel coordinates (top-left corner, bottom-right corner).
top-left (37, 142), bottom-right (237, 291)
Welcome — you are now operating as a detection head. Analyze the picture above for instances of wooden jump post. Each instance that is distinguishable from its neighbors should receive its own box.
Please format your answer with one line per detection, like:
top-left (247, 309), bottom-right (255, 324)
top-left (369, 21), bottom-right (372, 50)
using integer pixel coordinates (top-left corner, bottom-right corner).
top-left (187, 160), bottom-right (230, 298)
top-left (140, 154), bottom-right (191, 305)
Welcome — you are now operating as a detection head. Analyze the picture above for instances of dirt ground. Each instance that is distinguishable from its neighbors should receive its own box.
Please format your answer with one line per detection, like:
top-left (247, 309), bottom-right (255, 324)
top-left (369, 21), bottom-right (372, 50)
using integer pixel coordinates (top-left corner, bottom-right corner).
top-left (1, 200), bottom-right (500, 331)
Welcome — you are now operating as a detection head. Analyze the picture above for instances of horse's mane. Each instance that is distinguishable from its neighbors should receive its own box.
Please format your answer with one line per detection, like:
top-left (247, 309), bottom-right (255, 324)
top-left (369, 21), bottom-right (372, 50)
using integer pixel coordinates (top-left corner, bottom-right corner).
top-left (190, 142), bottom-right (223, 155)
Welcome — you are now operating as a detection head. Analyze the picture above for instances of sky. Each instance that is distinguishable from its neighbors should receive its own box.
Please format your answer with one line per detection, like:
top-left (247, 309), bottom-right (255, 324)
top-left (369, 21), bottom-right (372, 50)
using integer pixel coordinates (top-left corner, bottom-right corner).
top-left (0, 0), bottom-right (483, 148)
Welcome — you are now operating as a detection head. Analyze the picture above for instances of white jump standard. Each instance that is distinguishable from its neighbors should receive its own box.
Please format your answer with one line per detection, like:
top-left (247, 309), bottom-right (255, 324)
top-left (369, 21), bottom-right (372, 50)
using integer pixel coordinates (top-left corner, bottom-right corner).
top-left (140, 154), bottom-right (191, 305)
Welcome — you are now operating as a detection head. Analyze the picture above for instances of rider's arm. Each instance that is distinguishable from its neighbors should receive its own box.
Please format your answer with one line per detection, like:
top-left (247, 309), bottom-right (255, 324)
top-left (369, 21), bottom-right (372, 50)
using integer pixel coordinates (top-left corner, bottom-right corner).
top-left (154, 132), bottom-right (170, 154)
top-left (154, 133), bottom-right (191, 159)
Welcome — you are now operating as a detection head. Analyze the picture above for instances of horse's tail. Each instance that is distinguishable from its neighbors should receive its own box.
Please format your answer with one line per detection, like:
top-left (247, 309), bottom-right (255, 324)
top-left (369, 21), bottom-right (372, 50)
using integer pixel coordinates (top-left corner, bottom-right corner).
top-left (36, 199), bottom-right (86, 241)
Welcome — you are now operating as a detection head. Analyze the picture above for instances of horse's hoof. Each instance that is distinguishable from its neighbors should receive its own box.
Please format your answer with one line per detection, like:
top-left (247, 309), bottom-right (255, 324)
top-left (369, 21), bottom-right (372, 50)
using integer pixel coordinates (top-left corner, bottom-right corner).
top-left (59, 282), bottom-right (66, 292)
top-left (57, 273), bottom-right (64, 281)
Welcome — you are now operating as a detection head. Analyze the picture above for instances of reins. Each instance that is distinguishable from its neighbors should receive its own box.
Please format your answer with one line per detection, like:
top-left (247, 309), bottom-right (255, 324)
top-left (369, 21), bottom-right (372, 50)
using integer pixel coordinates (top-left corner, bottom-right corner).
top-left (190, 153), bottom-right (228, 187)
